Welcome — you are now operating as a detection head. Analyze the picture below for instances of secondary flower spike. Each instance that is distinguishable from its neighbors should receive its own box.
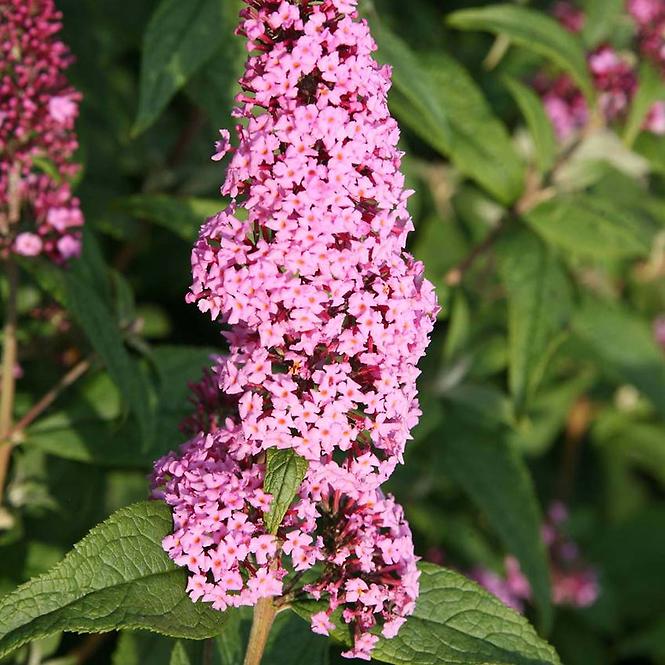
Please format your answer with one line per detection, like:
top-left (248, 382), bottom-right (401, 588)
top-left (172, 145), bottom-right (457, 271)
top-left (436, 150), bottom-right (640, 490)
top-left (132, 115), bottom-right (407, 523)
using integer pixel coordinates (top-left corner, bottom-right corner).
top-left (0, 0), bottom-right (83, 263)
top-left (153, 0), bottom-right (437, 658)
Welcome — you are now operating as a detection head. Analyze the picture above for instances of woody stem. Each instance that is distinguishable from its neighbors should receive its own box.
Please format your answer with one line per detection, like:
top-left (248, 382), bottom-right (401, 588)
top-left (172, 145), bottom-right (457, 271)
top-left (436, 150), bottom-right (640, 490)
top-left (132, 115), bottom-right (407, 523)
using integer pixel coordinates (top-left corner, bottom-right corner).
top-left (243, 597), bottom-right (277, 665)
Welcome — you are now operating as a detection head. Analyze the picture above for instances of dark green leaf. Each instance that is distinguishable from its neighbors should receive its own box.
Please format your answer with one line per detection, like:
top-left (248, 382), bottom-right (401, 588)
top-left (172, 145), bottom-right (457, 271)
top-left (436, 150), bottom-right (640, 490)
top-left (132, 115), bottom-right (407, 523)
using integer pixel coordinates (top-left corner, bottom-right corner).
top-left (0, 502), bottom-right (230, 660)
top-left (115, 195), bottom-right (223, 242)
top-left (294, 563), bottom-right (560, 665)
top-left (369, 15), bottom-right (451, 153)
top-left (497, 229), bottom-right (571, 413)
top-left (502, 75), bottom-right (557, 174)
top-left (133, 0), bottom-right (230, 135)
top-left (263, 449), bottom-right (308, 534)
top-left (65, 271), bottom-right (153, 445)
top-left (439, 417), bottom-right (552, 630)
top-left (572, 299), bottom-right (665, 420)
top-left (113, 632), bottom-right (174, 665)
top-left (448, 5), bottom-right (594, 100)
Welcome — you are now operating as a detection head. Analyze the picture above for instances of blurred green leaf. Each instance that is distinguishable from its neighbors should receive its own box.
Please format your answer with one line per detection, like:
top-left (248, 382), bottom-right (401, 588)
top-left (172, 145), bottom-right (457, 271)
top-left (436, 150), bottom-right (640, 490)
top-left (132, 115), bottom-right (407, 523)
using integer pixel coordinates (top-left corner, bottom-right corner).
top-left (0, 502), bottom-right (231, 660)
top-left (497, 229), bottom-right (571, 413)
top-left (438, 416), bottom-right (552, 631)
top-left (502, 75), bottom-right (556, 175)
top-left (115, 195), bottom-right (222, 241)
top-left (294, 563), bottom-right (560, 665)
top-left (263, 449), bottom-right (308, 534)
top-left (623, 62), bottom-right (665, 147)
top-left (369, 15), bottom-right (451, 152)
top-left (582, 0), bottom-right (624, 47)
top-left (25, 346), bottom-right (215, 466)
top-left (594, 412), bottom-right (665, 488)
top-left (387, 48), bottom-right (524, 203)
top-left (572, 299), bottom-right (665, 420)
top-left (448, 5), bottom-right (594, 100)
top-left (65, 270), bottom-right (153, 445)
top-left (133, 0), bottom-right (230, 136)
top-left (113, 632), bottom-right (174, 665)
top-left (524, 195), bottom-right (653, 259)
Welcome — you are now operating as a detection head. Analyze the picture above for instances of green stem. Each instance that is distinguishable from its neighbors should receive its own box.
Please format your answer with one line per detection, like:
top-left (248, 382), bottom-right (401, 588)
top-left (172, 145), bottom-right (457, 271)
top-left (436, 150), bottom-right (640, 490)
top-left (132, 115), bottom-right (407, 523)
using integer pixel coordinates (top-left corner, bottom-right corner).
top-left (0, 257), bottom-right (19, 505)
top-left (243, 597), bottom-right (277, 665)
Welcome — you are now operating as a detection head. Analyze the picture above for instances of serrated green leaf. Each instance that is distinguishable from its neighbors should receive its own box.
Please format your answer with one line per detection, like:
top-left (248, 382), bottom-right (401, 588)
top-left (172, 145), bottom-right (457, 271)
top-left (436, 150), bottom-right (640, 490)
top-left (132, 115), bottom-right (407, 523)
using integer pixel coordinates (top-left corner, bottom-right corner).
top-left (502, 75), bottom-right (557, 174)
top-left (0, 501), bottom-right (230, 660)
top-left (448, 4), bottom-right (594, 101)
top-left (294, 563), bottom-right (560, 665)
top-left (115, 195), bottom-right (223, 242)
top-left (133, 0), bottom-right (229, 136)
top-left (523, 195), bottom-right (653, 259)
top-left (623, 62), bottom-right (665, 147)
top-left (439, 417), bottom-right (552, 631)
top-left (572, 299), bottom-right (665, 420)
top-left (497, 229), bottom-right (571, 413)
top-left (263, 449), bottom-right (308, 534)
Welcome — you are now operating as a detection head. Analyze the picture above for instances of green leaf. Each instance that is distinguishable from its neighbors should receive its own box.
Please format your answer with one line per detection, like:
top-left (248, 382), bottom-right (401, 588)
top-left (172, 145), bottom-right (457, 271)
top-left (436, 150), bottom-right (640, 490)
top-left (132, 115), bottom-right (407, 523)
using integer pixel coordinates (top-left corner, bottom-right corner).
top-left (594, 412), bottom-right (665, 488)
top-left (186, 0), bottom-right (244, 129)
top-left (25, 346), bottom-right (216, 466)
top-left (115, 195), bottom-right (223, 242)
top-left (448, 4), bottom-right (594, 101)
top-left (582, 0), bottom-right (626, 47)
top-left (387, 49), bottom-right (524, 203)
top-left (263, 449), bottom-right (308, 534)
top-left (113, 632), bottom-right (174, 665)
top-left (294, 563), bottom-right (560, 665)
top-left (623, 62), bottom-right (665, 147)
top-left (523, 195), bottom-right (653, 260)
top-left (133, 0), bottom-right (229, 136)
top-left (368, 15), bottom-right (451, 153)
top-left (502, 75), bottom-right (557, 174)
top-left (497, 229), bottom-right (571, 413)
top-left (439, 416), bottom-right (552, 631)
top-left (572, 299), bottom-right (665, 420)
top-left (65, 270), bottom-right (153, 445)
top-left (0, 501), bottom-right (230, 660)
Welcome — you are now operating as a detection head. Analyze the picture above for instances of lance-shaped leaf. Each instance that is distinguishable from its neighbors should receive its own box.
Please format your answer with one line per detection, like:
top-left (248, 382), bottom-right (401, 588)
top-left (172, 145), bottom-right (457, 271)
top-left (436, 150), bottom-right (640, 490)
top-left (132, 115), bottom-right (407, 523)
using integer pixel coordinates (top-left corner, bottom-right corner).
top-left (502, 75), bottom-right (557, 175)
top-left (0, 501), bottom-right (230, 660)
top-left (439, 416), bottom-right (553, 631)
top-left (263, 449), bottom-right (308, 534)
top-left (133, 0), bottom-right (230, 135)
top-left (497, 229), bottom-right (571, 413)
top-left (448, 4), bottom-right (593, 101)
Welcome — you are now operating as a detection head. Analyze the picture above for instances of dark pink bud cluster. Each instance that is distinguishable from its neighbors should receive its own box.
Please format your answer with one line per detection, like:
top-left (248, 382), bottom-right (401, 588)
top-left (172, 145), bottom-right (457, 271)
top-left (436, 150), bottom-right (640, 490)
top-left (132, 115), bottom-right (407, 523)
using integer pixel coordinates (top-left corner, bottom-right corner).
top-left (472, 502), bottom-right (599, 611)
top-left (534, 2), bottom-right (665, 140)
top-left (0, 0), bottom-right (83, 264)
top-left (152, 0), bottom-right (437, 658)
top-left (628, 0), bottom-right (665, 77)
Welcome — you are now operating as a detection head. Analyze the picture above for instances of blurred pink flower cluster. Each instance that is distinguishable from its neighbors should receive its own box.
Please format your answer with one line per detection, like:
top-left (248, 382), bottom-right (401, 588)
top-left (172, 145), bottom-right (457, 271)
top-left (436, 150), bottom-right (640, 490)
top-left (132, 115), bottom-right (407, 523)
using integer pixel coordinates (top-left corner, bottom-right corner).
top-left (534, 1), bottom-right (665, 140)
top-left (471, 502), bottom-right (599, 611)
top-left (152, 0), bottom-right (437, 658)
top-left (0, 0), bottom-right (83, 263)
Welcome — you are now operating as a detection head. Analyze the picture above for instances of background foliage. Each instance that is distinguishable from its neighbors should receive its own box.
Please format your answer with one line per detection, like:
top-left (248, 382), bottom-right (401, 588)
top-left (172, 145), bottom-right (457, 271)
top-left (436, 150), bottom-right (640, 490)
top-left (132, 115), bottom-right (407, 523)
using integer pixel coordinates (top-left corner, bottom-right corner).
top-left (2, 0), bottom-right (665, 663)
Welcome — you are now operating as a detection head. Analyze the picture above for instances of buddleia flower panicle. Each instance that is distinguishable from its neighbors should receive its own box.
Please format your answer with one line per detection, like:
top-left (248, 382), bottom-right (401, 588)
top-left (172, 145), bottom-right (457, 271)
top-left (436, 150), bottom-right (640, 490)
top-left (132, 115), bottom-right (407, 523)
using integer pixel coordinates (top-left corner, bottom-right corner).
top-left (152, 0), bottom-right (438, 658)
top-left (0, 0), bottom-right (83, 263)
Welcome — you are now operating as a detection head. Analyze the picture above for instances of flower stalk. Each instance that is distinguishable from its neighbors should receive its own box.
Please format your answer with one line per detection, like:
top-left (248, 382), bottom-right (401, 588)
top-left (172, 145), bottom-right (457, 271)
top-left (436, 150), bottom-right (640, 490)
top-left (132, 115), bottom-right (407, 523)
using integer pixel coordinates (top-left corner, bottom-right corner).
top-left (243, 597), bottom-right (278, 665)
